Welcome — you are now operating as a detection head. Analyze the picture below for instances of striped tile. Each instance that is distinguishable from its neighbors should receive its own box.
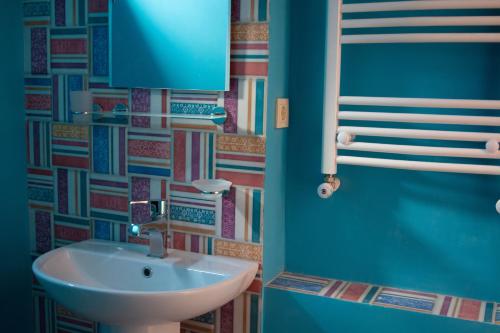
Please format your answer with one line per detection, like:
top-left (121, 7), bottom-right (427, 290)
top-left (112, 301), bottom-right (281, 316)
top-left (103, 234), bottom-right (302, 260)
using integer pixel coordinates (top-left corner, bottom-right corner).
top-left (90, 24), bottom-right (108, 77)
top-left (55, 168), bottom-right (89, 217)
top-left (24, 26), bottom-right (49, 75)
top-left (28, 167), bottom-right (54, 208)
top-left (130, 176), bottom-right (168, 224)
top-left (55, 304), bottom-right (96, 333)
top-left (171, 231), bottom-right (214, 255)
top-left (221, 186), bottom-right (263, 243)
top-left (32, 291), bottom-right (56, 333)
top-left (89, 79), bottom-right (129, 124)
top-left (214, 238), bottom-right (262, 262)
top-left (25, 75), bottom-right (52, 120)
top-left (88, 0), bottom-right (108, 25)
top-left (222, 78), bottom-right (267, 135)
top-left (131, 88), bottom-right (169, 129)
top-left (230, 23), bottom-right (269, 77)
top-left (29, 207), bottom-right (53, 255)
top-left (215, 134), bottom-right (265, 188)
top-left (90, 174), bottom-right (129, 223)
top-left (50, 27), bottom-right (88, 74)
top-left (128, 129), bottom-right (171, 178)
top-left (52, 0), bottom-right (87, 27)
top-left (169, 184), bottom-right (218, 236)
top-left (26, 120), bottom-right (51, 168)
top-left (92, 219), bottom-right (127, 242)
top-left (91, 125), bottom-right (127, 176)
top-left (54, 214), bottom-right (90, 247)
top-left (52, 123), bottom-right (90, 169)
top-left (372, 287), bottom-right (438, 313)
top-left (455, 299), bottom-right (484, 322)
top-left (232, 0), bottom-right (268, 22)
top-left (173, 131), bottom-right (215, 182)
top-left (217, 293), bottom-right (261, 333)
top-left (52, 74), bottom-right (88, 123)
top-left (23, 0), bottom-right (50, 26)
top-left (170, 90), bottom-right (223, 132)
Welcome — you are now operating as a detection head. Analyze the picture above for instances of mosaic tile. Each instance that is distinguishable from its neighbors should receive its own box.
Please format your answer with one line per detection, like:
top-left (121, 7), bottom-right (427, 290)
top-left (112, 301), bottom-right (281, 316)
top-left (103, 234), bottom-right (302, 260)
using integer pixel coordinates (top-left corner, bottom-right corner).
top-left (456, 299), bottom-right (484, 321)
top-left (221, 186), bottom-right (263, 243)
top-left (232, 0), bottom-right (268, 23)
top-left (372, 287), bottom-right (438, 313)
top-left (26, 120), bottom-right (52, 168)
top-left (52, 74), bottom-right (88, 122)
top-left (91, 125), bottom-right (127, 176)
top-left (52, 123), bottom-right (90, 169)
top-left (23, 0), bottom-right (51, 26)
top-left (92, 219), bottom-right (128, 242)
top-left (54, 214), bottom-right (90, 247)
top-left (170, 90), bottom-right (223, 132)
top-left (55, 168), bottom-right (89, 218)
top-left (27, 167), bottom-right (54, 208)
top-left (89, 79), bottom-right (129, 125)
top-left (130, 88), bottom-right (169, 129)
top-left (50, 27), bottom-right (89, 74)
top-left (25, 75), bottom-right (52, 120)
top-left (130, 176), bottom-right (168, 224)
top-left (215, 134), bottom-right (265, 188)
top-left (230, 23), bottom-right (269, 77)
top-left (52, 0), bottom-right (87, 27)
top-left (268, 273), bottom-right (330, 295)
top-left (128, 129), bottom-right (171, 178)
top-left (24, 26), bottom-right (49, 74)
top-left (29, 207), bottom-right (53, 255)
top-left (90, 24), bottom-right (108, 77)
top-left (169, 184), bottom-right (218, 236)
top-left (90, 174), bottom-right (129, 223)
top-left (222, 78), bottom-right (267, 135)
top-left (173, 130), bottom-right (215, 183)
top-left (214, 238), bottom-right (262, 262)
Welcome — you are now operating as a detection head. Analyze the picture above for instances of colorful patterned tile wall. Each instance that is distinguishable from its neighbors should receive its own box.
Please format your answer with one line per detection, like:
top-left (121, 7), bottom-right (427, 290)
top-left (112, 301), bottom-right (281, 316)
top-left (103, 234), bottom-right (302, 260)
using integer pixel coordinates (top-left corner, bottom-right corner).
top-left (268, 272), bottom-right (500, 327)
top-left (24, 0), bottom-right (269, 332)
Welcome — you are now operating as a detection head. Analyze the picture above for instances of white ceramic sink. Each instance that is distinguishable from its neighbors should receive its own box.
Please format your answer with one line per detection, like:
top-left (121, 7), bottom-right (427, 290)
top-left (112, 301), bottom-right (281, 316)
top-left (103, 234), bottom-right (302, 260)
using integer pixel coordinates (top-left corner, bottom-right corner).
top-left (32, 240), bottom-right (258, 333)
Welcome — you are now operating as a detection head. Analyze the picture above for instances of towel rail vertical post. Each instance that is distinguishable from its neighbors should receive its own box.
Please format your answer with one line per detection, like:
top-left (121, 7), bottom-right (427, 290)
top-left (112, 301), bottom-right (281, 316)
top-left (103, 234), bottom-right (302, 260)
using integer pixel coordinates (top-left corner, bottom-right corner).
top-left (318, 0), bottom-right (342, 198)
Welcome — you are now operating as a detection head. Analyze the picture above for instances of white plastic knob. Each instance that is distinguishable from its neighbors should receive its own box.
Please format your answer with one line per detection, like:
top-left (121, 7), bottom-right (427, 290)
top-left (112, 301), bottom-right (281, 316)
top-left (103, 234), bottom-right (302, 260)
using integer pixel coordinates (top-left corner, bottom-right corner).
top-left (496, 200), bottom-right (500, 214)
top-left (337, 132), bottom-right (354, 145)
top-left (486, 140), bottom-right (499, 154)
top-left (317, 178), bottom-right (341, 199)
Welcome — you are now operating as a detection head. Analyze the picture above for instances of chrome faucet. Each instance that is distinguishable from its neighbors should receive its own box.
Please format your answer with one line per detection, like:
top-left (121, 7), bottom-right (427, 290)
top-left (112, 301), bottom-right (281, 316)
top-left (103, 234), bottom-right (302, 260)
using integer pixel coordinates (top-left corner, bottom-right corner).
top-left (129, 200), bottom-right (169, 258)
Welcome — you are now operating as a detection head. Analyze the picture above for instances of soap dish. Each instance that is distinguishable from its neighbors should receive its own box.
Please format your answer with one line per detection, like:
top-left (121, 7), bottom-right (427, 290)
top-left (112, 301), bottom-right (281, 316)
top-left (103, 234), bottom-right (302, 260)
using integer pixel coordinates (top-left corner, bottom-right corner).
top-left (192, 179), bottom-right (232, 195)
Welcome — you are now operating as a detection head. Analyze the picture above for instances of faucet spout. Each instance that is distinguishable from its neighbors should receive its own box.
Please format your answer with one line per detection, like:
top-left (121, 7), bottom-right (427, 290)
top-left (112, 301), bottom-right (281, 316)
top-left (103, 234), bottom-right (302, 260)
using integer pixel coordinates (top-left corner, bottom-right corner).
top-left (146, 229), bottom-right (166, 258)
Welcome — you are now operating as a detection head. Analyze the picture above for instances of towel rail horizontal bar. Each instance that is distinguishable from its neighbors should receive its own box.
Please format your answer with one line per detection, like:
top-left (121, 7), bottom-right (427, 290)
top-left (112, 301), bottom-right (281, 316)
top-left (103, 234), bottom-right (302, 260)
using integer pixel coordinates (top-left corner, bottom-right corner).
top-left (338, 126), bottom-right (500, 142)
top-left (342, 33), bottom-right (500, 44)
top-left (338, 142), bottom-right (500, 159)
top-left (337, 156), bottom-right (500, 175)
top-left (343, 1), bottom-right (500, 13)
top-left (343, 16), bottom-right (500, 29)
top-left (338, 111), bottom-right (500, 126)
top-left (339, 96), bottom-right (500, 109)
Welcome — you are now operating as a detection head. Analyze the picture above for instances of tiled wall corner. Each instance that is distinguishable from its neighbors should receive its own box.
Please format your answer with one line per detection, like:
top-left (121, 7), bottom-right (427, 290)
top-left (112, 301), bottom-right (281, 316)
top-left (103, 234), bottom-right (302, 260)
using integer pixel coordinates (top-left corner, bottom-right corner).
top-left (26, 0), bottom-right (269, 332)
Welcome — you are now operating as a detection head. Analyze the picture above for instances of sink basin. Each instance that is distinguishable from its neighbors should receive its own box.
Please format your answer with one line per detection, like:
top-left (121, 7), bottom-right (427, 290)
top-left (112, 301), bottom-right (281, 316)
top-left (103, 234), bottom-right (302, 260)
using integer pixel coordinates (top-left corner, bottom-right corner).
top-left (32, 240), bottom-right (258, 333)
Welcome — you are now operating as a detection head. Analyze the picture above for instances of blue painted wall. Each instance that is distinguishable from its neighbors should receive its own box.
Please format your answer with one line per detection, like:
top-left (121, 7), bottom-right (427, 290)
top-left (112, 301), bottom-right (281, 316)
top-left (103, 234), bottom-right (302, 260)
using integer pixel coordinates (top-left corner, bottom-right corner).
top-left (263, 0), bottom-right (289, 283)
top-left (285, 0), bottom-right (500, 303)
top-left (0, 0), bottom-right (32, 331)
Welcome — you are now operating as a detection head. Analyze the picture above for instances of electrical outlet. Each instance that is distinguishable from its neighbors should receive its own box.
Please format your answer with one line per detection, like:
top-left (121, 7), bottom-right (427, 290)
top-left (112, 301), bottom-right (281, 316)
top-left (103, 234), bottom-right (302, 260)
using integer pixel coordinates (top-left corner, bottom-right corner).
top-left (276, 98), bottom-right (289, 128)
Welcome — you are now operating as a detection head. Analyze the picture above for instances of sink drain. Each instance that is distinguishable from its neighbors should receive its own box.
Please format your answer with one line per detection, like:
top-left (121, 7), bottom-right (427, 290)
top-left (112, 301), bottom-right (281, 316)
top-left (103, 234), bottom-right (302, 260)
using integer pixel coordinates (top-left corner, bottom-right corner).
top-left (142, 266), bottom-right (153, 278)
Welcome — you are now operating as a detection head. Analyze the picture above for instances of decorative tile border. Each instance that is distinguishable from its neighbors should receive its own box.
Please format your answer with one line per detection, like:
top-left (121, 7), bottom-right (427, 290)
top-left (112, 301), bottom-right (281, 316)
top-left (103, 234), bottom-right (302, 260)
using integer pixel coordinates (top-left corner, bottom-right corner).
top-left (268, 272), bottom-right (500, 326)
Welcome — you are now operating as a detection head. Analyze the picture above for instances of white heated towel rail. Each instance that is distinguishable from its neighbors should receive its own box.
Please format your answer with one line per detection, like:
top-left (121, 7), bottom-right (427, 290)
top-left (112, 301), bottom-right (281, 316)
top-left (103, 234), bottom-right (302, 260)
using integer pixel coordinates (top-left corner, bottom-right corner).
top-left (318, 0), bottom-right (500, 201)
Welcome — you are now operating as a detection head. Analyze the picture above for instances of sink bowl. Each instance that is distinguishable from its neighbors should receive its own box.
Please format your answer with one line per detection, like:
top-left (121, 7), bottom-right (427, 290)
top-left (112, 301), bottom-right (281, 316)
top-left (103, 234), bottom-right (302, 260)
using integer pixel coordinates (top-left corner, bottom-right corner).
top-left (32, 240), bottom-right (258, 333)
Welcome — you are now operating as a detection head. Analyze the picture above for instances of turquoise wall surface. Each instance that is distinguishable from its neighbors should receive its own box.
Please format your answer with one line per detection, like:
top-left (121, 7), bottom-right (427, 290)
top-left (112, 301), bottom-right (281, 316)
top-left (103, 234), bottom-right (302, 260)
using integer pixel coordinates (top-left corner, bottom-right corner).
top-left (0, 0), bottom-right (32, 331)
top-left (284, 0), bottom-right (500, 303)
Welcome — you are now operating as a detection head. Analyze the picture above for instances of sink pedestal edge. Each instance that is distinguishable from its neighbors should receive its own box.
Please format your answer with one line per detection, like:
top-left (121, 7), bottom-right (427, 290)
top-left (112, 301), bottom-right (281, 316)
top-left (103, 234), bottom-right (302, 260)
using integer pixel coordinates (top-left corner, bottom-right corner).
top-left (100, 322), bottom-right (180, 333)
